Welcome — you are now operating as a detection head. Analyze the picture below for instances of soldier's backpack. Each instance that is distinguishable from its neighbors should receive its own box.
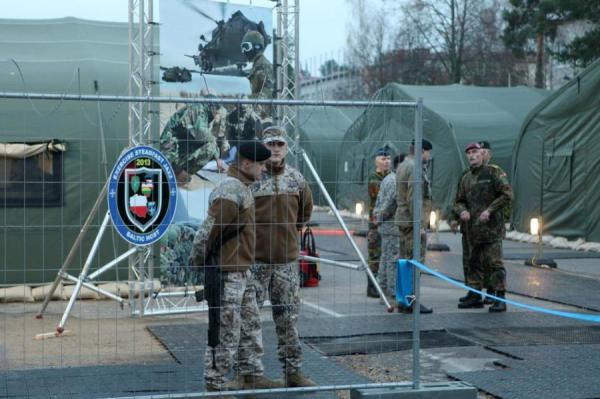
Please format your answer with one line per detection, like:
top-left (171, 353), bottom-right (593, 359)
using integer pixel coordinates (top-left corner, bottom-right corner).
top-left (299, 226), bottom-right (321, 287)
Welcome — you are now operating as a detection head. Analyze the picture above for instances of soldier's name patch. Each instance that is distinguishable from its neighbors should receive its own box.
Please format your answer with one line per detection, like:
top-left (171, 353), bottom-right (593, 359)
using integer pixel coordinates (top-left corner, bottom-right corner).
top-left (108, 146), bottom-right (177, 246)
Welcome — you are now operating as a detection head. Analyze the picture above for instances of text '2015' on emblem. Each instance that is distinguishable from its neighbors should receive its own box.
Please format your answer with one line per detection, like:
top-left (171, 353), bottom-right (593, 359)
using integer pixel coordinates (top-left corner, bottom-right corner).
top-left (108, 146), bottom-right (177, 246)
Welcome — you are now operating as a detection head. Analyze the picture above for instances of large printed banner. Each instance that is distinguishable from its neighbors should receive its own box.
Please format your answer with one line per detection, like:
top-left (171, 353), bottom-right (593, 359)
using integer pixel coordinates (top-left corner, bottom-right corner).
top-left (159, 0), bottom-right (273, 97)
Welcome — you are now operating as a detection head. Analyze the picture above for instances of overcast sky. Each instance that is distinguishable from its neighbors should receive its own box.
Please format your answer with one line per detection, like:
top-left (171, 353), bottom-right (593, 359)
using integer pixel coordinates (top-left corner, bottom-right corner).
top-left (1, 0), bottom-right (350, 70)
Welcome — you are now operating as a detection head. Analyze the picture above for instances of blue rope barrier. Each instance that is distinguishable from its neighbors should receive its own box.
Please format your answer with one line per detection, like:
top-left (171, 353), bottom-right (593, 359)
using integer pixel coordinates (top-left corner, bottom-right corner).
top-left (400, 259), bottom-right (600, 323)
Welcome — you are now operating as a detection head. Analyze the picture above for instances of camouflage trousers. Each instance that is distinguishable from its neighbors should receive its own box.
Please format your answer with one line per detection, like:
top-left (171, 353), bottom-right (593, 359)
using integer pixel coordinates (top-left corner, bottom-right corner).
top-left (246, 262), bottom-right (302, 372)
top-left (398, 228), bottom-right (427, 263)
top-left (377, 235), bottom-right (400, 298)
top-left (461, 233), bottom-right (474, 287)
top-left (467, 240), bottom-right (507, 291)
top-left (205, 270), bottom-right (264, 388)
top-left (367, 229), bottom-right (381, 273)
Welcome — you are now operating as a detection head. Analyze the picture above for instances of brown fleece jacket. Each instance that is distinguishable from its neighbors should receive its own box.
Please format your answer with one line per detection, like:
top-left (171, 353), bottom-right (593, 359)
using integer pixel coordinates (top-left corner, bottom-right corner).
top-left (252, 161), bottom-right (313, 264)
top-left (191, 166), bottom-right (256, 272)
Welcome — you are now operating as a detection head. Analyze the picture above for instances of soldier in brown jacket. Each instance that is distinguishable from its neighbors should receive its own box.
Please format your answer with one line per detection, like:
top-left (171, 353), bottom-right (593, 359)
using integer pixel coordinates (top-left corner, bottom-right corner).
top-left (244, 126), bottom-right (315, 387)
top-left (190, 140), bottom-right (281, 395)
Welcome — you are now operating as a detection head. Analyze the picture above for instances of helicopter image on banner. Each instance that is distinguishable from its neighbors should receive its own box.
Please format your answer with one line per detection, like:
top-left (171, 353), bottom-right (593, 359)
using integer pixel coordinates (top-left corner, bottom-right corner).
top-left (161, 0), bottom-right (271, 83)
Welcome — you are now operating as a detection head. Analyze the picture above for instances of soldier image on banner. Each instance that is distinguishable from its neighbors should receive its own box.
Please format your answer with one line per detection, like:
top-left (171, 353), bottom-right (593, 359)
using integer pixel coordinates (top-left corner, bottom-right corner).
top-left (159, 104), bottom-right (220, 183)
top-left (366, 147), bottom-right (391, 298)
top-left (241, 30), bottom-right (274, 119)
top-left (454, 142), bottom-right (513, 312)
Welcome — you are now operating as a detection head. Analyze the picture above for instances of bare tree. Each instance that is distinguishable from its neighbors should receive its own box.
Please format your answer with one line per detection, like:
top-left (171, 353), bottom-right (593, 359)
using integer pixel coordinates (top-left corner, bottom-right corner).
top-left (398, 0), bottom-right (482, 84)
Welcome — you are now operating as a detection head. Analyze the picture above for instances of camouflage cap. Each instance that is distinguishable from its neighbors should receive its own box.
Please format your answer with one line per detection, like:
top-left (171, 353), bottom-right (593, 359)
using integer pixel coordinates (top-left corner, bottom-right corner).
top-left (262, 126), bottom-right (287, 144)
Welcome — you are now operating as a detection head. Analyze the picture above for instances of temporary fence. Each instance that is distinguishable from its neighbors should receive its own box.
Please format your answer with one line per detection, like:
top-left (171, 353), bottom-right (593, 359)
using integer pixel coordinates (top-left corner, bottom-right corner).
top-left (0, 92), bottom-right (439, 398)
top-left (4, 90), bottom-right (600, 399)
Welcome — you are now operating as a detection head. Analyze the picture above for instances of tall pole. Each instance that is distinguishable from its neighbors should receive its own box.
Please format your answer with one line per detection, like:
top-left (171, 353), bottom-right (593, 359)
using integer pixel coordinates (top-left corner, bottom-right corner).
top-left (411, 98), bottom-right (423, 389)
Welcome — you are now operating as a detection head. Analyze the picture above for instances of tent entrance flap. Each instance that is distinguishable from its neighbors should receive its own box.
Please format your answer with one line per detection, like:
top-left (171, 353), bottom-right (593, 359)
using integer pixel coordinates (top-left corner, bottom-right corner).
top-left (543, 146), bottom-right (573, 193)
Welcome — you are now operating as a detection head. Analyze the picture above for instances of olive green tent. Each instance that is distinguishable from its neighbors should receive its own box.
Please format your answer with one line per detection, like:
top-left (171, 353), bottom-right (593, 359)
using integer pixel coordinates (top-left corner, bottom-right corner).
top-left (0, 18), bottom-right (137, 284)
top-left (296, 106), bottom-right (364, 205)
top-left (512, 57), bottom-right (600, 240)
top-left (336, 83), bottom-right (550, 217)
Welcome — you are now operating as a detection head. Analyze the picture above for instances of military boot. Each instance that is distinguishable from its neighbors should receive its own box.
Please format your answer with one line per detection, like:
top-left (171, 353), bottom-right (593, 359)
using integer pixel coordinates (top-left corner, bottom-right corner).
top-left (489, 291), bottom-right (507, 313)
top-left (483, 289), bottom-right (495, 305)
top-left (457, 293), bottom-right (484, 308)
top-left (285, 368), bottom-right (316, 387)
top-left (221, 375), bottom-right (245, 391)
top-left (459, 291), bottom-right (476, 303)
top-left (397, 303), bottom-right (433, 314)
top-left (366, 276), bottom-right (380, 298)
top-left (243, 375), bottom-right (284, 389)
top-left (206, 383), bottom-right (237, 399)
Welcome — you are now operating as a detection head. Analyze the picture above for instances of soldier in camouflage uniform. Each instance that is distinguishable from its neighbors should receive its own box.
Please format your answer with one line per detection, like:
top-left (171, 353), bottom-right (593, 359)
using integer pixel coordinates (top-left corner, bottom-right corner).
top-left (190, 141), bottom-right (280, 394)
top-left (241, 30), bottom-right (274, 119)
top-left (373, 155), bottom-right (404, 304)
top-left (455, 142), bottom-right (512, 312)
top-left (366, 147), bottom-right (391, 298)
top-left (160, 104), bottom-right (219, 182)
top-left (159, 222), bottom-right (202, 287)
top-left (395, 140), bottom-right (434, 314)
top-left (243, 126), bottom-right (314, 387)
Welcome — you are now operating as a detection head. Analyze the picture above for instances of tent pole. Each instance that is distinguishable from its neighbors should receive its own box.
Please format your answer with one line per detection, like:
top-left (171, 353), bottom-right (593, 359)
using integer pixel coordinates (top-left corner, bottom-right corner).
top-left (36, 179), bottom-right (109, 319)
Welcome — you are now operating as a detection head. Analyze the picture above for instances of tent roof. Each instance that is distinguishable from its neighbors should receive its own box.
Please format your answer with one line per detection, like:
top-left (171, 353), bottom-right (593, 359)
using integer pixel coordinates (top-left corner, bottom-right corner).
top-left (511, 57), bottom-right (600, 239)
top-left (392, 84), bottom-right (550, 167)
top-left (336, 83), bottom-right (551, 215)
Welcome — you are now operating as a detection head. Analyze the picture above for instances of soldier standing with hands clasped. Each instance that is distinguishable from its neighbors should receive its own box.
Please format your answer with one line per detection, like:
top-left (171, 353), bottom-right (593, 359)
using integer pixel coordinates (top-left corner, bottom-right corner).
top-left (190, 141), bottom-right (280, 396)
top-left (366, 147), bottom-right (391, 298)
top-left (455, 142), bottom-right (512, 312)
top-left (244, 126), bottom-right (315, 387)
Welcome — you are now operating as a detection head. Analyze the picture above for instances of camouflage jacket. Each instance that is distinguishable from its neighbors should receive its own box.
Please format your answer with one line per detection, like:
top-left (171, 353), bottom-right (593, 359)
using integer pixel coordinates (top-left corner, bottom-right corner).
top-left (373, 171), bottom-right (399, 236)
top-left (208, 106), bottom-right (229, 156)
top-left (252, 161), bottom-right (313, 264)
top-left (160, 105), bottom-right (219, 177)
top-left (249, 53), bottom-right (274, 99)
top-left (454, 164), bottom-right (512, 243)
top-left (395, 156), bottom-right (432, 231)
top-left (367, 170), bottom-right (388, 231)
top-left (190, 166), bottom-right (256, 272)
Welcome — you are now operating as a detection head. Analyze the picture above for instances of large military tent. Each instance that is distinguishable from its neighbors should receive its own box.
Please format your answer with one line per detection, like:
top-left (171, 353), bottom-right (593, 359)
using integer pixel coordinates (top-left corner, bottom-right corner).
top-left (0, 18), bottom-right (139, 284)
top-left (297, 106), bottom-right (364, 205)
top-left (512, 58), bottom-right (600, 240)
top-left (335, 83), bottom-right (550, 216)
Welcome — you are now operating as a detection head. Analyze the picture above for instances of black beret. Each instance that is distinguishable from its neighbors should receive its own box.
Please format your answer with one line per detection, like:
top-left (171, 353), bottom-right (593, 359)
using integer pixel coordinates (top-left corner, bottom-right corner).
top-left (479, 140), bottom-right (491, 150)
top-left (238, 140), bottom-right (271, 162)
top-left (411, 139), bottom-right (433, 151)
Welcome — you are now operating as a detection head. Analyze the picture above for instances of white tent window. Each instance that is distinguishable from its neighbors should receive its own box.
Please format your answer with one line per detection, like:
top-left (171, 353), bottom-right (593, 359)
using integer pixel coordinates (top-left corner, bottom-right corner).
top-left (0, 140), bottom-right (66, 207)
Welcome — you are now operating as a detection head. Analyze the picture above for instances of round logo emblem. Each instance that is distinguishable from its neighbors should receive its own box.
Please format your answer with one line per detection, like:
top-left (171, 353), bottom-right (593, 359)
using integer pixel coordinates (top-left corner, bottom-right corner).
top-left (108, 146), bottom-right (177, 246)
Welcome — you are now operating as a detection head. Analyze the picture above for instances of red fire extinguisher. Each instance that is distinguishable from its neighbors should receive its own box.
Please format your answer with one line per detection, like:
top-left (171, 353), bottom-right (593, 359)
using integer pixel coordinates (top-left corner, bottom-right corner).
top-left (299, 226), bottom-right (321, 287)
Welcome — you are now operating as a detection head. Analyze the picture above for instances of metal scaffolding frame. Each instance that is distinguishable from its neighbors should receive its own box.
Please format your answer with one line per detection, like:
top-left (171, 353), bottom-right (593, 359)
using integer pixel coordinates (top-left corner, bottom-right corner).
top-left (275, 0), bottom-right (300, 141)
top-left (127, 0), bottom-right (157, 316)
